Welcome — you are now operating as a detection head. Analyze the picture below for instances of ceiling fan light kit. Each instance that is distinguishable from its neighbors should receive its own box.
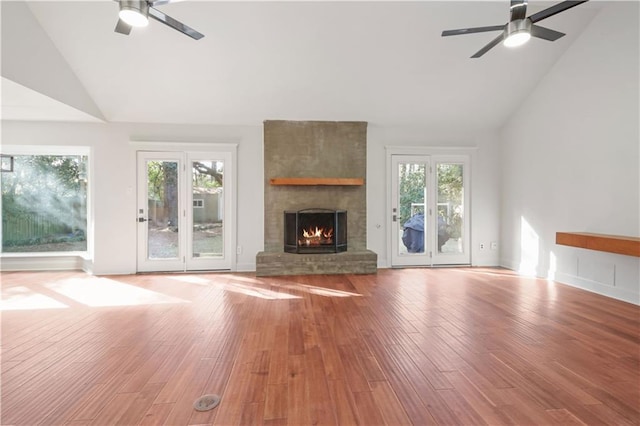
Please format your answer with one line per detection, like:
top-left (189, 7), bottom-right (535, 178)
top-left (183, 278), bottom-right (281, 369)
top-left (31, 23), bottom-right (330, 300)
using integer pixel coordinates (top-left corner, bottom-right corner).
top-left (118, 0), bottom-right (149, 27)
top-left (442, 0), bottom-right (589, 58)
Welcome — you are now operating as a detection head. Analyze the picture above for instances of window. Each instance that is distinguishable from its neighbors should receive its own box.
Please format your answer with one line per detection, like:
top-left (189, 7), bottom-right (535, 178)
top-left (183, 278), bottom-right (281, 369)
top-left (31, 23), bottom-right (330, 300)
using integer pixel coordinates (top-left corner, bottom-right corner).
top-left (193, 198), bottom-right (204, 208)
top-left (1, 147), bottom-right (89, 253)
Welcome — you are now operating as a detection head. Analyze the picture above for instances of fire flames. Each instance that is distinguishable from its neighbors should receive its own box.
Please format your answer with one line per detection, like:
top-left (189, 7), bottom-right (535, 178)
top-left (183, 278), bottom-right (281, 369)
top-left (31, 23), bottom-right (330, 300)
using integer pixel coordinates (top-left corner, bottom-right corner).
top-left (299, 226), bottom-right (334, 246)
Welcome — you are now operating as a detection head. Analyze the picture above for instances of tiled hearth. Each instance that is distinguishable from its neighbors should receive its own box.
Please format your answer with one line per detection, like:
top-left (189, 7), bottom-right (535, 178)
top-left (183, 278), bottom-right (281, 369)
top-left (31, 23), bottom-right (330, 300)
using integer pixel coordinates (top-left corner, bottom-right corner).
top-left (256, 120), bottom-right (377, 276)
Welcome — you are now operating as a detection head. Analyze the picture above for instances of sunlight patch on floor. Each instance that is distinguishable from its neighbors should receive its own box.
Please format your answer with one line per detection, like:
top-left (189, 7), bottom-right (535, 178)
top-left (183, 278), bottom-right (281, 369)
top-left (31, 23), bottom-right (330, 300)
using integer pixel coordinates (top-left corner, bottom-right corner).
top-left (216, 281), bottom-right (300, 300)
top-left (203, 274), bottom-right (362, 299)
top-left (1, 286), bottom-right (69, 311)
top-left (44, 277), bottom-right (191, 307)
top-left (166, 275), bottom-right (212, 286)
top-left (279, 282), bottom-right (362, 298)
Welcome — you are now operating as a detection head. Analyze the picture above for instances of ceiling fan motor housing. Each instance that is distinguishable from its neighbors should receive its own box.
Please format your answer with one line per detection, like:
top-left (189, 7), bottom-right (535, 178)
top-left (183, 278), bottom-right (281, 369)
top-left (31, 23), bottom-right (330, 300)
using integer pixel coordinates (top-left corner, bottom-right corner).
top-left (505, 18), bottom-right (532, 40)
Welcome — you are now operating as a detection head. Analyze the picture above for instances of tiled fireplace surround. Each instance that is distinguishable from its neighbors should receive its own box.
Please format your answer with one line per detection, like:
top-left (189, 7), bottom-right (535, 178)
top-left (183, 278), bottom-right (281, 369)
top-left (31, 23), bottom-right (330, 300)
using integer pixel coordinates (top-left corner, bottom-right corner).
top-left (256, 120), bottom-right (377, 276)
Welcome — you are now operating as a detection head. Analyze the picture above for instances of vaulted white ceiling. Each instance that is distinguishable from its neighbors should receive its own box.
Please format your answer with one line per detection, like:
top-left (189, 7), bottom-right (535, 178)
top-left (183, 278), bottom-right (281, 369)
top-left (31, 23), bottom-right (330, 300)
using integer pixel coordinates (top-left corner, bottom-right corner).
top-left (5, 1), bottom-right (603, 127)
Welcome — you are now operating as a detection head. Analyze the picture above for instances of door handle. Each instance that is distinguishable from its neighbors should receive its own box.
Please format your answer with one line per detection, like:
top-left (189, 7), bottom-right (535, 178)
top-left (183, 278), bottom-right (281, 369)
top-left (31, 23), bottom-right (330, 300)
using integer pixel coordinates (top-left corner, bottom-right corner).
top-left (137, 217), bottom-right (148, 222)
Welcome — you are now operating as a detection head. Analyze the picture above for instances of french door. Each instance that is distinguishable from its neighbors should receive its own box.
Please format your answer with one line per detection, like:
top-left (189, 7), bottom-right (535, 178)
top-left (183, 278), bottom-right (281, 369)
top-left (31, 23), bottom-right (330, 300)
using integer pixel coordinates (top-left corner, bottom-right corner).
top-left (136, 150), bottom-right (234, 272)
top-left (390, 154), bottom-right (470, 266)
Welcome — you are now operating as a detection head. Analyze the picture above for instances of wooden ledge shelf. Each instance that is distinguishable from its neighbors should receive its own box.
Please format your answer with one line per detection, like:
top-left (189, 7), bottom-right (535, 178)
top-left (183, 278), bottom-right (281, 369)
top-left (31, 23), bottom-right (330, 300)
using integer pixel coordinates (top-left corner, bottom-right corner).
top-left (556, 232), bottom-right (640, 257)
top-left (270, 178), bottom-right (364, 186)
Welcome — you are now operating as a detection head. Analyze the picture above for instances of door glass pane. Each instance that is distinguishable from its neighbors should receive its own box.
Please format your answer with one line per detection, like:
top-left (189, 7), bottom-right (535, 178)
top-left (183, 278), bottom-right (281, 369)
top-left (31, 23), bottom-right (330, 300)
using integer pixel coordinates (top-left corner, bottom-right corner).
top-left (398, 162), bottom-right (426, 255)
top-left (147, 160), bottom-right (179, 259)
top-left (437, 163), bottom-right (464, 254)
top-left (192, 160), bottom-right (224, 258)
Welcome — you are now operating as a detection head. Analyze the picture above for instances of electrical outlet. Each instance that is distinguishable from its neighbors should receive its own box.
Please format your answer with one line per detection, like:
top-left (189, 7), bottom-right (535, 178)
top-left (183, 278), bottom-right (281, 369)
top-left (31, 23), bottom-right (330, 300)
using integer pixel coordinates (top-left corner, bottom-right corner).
top-left (236, 246), bottom-right (243, 255)
top-left (479, 243), bottom-right (485, 250)
top-left (490, 241), bottom-right (498, 250)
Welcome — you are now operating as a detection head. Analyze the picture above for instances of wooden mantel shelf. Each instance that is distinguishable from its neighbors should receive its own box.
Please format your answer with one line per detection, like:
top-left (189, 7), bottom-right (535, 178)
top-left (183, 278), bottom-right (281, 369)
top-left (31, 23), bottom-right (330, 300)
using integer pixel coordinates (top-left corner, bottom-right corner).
top-left (270, 178), bottom-right (364, 186)
top-left (556, 232), bottom-right (640, 257)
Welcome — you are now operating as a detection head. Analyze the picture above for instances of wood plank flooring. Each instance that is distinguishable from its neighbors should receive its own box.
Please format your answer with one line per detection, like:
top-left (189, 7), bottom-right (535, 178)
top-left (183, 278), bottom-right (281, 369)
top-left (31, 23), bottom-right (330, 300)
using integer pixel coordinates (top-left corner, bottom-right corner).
top-left (1, 268), bottom-right (638, 425)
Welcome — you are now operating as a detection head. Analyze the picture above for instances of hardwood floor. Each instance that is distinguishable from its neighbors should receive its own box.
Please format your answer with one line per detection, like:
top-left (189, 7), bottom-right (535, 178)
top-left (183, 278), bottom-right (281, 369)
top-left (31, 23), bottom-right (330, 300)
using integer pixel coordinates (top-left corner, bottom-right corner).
top-left (1, 268), bottom-right (638, 425)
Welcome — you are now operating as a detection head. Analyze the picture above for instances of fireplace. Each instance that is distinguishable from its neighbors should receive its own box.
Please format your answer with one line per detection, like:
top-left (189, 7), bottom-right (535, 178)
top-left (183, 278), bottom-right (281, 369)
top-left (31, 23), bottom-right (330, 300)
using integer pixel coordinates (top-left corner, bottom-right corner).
top-left (284, 209), bottom-right (347, 253)
top-left (257, 120), bottom-right (376, 276)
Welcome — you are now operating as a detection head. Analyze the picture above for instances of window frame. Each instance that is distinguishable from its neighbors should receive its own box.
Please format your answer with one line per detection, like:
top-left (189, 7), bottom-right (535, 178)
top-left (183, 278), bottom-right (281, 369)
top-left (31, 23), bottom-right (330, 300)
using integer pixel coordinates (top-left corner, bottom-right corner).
top-left (0, 145), bottom-right (92, 257)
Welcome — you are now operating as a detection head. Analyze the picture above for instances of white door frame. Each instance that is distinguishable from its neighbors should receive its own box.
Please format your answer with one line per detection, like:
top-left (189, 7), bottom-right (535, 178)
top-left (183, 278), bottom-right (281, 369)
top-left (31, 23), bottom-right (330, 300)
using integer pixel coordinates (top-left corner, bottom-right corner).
top-left (386, 146), bottom-right (474, 267)
top-left (134, 143), bottom-right (237, 272)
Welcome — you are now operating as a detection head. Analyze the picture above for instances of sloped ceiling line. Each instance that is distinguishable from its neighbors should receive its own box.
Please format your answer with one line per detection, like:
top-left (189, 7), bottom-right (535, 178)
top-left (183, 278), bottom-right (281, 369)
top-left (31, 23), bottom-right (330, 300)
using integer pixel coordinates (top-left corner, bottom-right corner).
top-left (1, 2), bottom-right (105, 122)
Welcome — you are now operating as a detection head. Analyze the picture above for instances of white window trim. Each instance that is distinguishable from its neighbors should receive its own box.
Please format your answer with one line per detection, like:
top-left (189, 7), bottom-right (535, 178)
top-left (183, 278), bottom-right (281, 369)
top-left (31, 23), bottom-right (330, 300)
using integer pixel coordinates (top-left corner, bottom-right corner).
top-left (2, 145), bottom-right (90, 156)
top-left (0, 145), bottom-right (93, 265)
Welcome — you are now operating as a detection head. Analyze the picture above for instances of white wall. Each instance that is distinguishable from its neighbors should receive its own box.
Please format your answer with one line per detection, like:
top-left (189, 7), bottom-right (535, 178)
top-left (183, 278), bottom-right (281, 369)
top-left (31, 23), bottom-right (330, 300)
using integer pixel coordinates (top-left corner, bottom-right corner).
top-left (1, 121), bottom-right (264, 274)
top-left (6, 4), bottom-right (634, 287)
top-left (367, 125), bottom-right (502, 267)
top-left (2, 119), bottom-right (503, 273)
top-left (500, 2), bottom-right (640, 304)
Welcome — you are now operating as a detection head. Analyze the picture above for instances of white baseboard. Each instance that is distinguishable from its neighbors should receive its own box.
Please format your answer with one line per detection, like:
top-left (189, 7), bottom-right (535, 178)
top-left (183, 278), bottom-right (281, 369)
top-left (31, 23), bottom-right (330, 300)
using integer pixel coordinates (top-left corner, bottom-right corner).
top-left (1, 255), bottom-right (85, 272)
top-left (91, 269), bottom-right (137, 276)
top-left (82, 258), bottom-right (94, 274)
top-left (472, 261), bottom-right (501, 267)
top-left (500, 258), bottom-right (639, 305)
top-left (499, 258), bottom-right (519, 272)
top-left (554, 271), bottom-right (639, 305)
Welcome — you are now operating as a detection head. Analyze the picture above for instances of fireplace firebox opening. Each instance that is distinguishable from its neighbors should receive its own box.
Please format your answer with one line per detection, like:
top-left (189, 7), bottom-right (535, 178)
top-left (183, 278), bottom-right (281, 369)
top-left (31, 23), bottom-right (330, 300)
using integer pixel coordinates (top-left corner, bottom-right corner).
top-left (284, 209), bottom-right (347, 253)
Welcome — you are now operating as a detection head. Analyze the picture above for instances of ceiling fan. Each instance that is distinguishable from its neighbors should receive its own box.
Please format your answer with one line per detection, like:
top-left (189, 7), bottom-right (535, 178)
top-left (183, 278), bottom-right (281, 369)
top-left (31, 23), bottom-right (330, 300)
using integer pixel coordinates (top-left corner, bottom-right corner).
top-left (442, 0), bottom-right (588, 58)
top-left (114, 0), bottom-right (204, 40)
